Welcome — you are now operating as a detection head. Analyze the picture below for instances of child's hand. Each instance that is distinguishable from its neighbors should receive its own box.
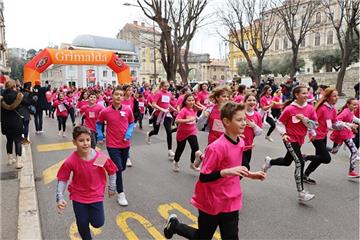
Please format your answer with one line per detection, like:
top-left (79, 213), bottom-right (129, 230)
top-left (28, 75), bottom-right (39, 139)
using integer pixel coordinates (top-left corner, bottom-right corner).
top-left (57, 199), bottom-right (67, 214)
top-left (108, 190), bottom-right (116, 198)
top-left (282, 134), bottom-right (291, 142)
top-left (295, 114), bottom-right (305, 121)
top-left (247, 171), bottom-right (266, 181)
top-left (221, 166), bottom-right (249, 177)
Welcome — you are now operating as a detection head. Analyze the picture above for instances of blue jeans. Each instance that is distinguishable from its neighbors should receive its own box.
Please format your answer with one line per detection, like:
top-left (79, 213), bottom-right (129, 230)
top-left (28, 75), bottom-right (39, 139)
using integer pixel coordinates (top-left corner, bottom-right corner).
top-left (34, 110), bottom-right (43, 131)
top-left (107, 147), bottom-right (129, 193)
top-left (23, 119), bottom-right (30, 138)
top-left (72, 201), bottom-right (104, 240)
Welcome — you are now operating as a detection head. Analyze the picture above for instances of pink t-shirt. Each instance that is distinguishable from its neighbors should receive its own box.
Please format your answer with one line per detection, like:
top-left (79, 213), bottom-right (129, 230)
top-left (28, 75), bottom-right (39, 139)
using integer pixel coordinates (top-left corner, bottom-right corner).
top-left (138, 99), bottom-right (146, 114)
top-left (98, 105), bottom-right (135, 148)
top-left (330, 108), bottom-right (354, 143)
top-left (272, 95), bottom-right (282, 109)
top-left (65, 96), bottom-right (75, 109)
top-left (176, 95), bottom-right (185, 108)
top-left (57, 150), bottom-right (118, 203)
top-left (122, 97), bottom-right (134, 111)
top-left (146, 94), bottom-right (153, 106)
top-left (80, 104), bottom-right (104, 132)
top-left (208, 105), bottom-right (224, 145)
top-left (243, 111), bottom-right (263, 150)
top-left (315, 103), bottom-right (337, 140)
top-left (77, 100), bottom-right (88, 110)
top-left (233, 95), bottom-right (244, 104)
top-left (176, 107), bottom-right (198, 141)
top-left (143, 89), bottom-right (151, 99)
top-left (260, 95), bottom-right (272, 109)
top-left (191, 135), bottom-right (244, 215)
top-left (279, 103), bottom-right (318, 145)
top-left (53, 100), bottom-right (68, 117)
top-left (45, 91), bottom-right (52, 103)
top-left (152, 90), bottom-right (172, 115)
top-left (196, 90), bottom-right (209, 106)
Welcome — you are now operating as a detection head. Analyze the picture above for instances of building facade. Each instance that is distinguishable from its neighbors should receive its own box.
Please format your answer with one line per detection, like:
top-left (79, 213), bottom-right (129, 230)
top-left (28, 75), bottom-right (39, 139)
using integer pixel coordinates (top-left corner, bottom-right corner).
top-left (41, 35), bottom-right (140, 88)
top-left (0, 0), bottom-right (10, 78)
top-left (117, 21), bottom-right (167, 85)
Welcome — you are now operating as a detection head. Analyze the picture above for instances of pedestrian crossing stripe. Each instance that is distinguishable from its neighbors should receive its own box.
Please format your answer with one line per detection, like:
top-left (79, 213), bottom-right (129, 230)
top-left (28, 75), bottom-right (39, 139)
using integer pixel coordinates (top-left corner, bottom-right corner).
top-left (37, 142), bottom-right (100, 152)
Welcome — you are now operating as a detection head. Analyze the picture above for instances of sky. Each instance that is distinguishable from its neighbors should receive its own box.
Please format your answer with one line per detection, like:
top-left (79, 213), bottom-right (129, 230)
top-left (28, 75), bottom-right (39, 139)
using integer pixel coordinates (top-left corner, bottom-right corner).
top-left (4, 0), bottom-right (227, 59)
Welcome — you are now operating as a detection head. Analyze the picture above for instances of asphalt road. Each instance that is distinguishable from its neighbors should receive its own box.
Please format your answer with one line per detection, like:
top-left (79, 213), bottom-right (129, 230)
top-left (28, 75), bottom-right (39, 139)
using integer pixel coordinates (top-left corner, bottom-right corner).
top-left (30, 113), bottom-right (359, 240)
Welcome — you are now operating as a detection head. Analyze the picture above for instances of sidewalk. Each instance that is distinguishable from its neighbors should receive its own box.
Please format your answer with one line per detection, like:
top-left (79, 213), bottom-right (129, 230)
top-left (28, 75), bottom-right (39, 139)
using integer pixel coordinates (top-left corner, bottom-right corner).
top-left (0, 135), bottom-right (19, 240)
top-left (0, 135), bottom-right (42, 240)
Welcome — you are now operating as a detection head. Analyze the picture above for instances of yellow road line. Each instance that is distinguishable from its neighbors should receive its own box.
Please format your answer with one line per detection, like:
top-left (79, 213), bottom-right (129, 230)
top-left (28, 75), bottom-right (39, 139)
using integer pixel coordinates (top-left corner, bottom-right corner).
top-left (37, 142), bottom-right (75, 152)
top-left (69, 221), bottom-right (102, 240)
top-left (42, 159), bottom-right (65, 185)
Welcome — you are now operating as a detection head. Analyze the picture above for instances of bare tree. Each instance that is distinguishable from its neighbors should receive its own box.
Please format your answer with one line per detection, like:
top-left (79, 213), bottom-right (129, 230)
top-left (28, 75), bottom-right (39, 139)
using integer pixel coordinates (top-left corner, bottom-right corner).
top-left (273, 0), bottom-right (321, 79)
top-left (322, 0), bottom-right (360, 95)
top-left (218, 0), bottom-right (281, 85)
top-left (137, 0), bottom-right (208, 84)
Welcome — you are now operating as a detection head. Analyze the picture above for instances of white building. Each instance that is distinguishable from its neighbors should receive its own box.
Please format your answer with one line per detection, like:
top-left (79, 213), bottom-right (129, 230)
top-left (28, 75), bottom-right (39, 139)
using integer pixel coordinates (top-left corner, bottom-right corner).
top-left (0, 0), bottom-right (10, 76)
top-left (42, 35), bottom-right (140, 88)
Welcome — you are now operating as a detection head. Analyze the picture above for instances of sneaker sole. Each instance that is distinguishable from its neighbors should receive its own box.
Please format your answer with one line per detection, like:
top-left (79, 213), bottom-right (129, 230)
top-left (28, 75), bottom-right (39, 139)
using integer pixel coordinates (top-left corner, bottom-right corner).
top-left (303, 180), bottom-right (316, 185)
top-left (298, 196), bottom-right (315, 202)
top-left (348, 175), bottom-right (360, 178)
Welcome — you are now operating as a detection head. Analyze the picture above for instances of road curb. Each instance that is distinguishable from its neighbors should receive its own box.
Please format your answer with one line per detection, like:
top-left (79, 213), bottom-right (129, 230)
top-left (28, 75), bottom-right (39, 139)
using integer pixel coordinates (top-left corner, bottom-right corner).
top-left (17, 143), bottom-right (42, 240)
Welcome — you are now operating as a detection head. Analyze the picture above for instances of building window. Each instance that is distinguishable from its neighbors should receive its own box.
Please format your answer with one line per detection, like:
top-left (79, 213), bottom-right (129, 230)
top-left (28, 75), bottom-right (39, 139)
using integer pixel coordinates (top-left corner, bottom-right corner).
top-left (103, 70), bottom-right (107, 77)
top-left (275, 39), bottom-right (279, 50)
top-left (283, 38), bottom-right (288, 49)
top-left (300, 37), bottom-right (306, 47)
top-left (315, 32), bottom-right (321, 46)
top-left (112, 71), bottom-right (115, 77)
top-left (327, 30), bottom-right (333, 45)
top-left (131, 70), bottom-right (137, 76)
top-left (315, 12), bottom-right (321, 24)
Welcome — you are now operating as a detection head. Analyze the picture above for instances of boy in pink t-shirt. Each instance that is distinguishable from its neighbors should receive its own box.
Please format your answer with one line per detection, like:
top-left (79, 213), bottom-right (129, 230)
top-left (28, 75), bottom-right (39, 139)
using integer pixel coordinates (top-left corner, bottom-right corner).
top-left (173, 94), bottom-right (202, 172)
top-left (163, 102), bottom-right (266, 240)
top-left (56, 126), bottom-right (118, 240)
top-left (80, 91), bottom-right (104, 148)
top-left (97, 86), bottom-right (135, 207)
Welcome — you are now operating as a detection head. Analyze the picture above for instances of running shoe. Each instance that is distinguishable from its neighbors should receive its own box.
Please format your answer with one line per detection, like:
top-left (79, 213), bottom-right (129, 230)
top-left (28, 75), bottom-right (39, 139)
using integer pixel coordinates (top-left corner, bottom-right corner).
top-left (117, 192), bottom-right (128, 206)
top-left (193, 150), bottom-right (203, 168)
top-left (168, 150), bottom-right (175, 160)
top-left (298, 190), bottom-right (315, 202)
top-left (173, 161), bottom-right (180, 172)
top-left (265, 135), bottom-right (274, 142)
top-left (262, 156), bottom-right (272, 172)
top-left (348, 171), bottom-right (360, 178)
top-left (146, 132), bottom-right (151, 145)
top-left (303, 175), bottom-right (317, 185)
top-left (164, 214), bottom-right (178, 239)
top-left (126, 158), bottom-right (132, 167)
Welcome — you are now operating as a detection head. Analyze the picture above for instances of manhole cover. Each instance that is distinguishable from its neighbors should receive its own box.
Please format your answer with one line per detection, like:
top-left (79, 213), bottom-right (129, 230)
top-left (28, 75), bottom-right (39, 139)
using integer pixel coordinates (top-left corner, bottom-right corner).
top-left (1, 171), bottom-right (18, 180)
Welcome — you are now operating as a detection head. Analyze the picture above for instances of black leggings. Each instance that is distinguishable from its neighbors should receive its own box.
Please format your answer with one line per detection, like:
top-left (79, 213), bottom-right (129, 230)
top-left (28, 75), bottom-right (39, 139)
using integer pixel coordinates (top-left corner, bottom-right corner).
top-left (270, 142), bottom-right (304, 192)
top-left (6, 133), bottom-right (22, 156)
top-left (57, 116), bottom-right (68, 132)
top-left (265, 116), bottom-right (275, 136)
top-left (271, 108), bottom-right (281, 119)
top-left (242, 150), bottom-right (252, 170)
top-left (174, 135), bottom-right (199, 163)
top-left (304, 138), bottom-right (331, 177)
top-left (173, 210), bottom-right (239, 240)
top-left (68, 108), bottom-right (76, 125)
top-left (149, 116), bottom-right (173, 150)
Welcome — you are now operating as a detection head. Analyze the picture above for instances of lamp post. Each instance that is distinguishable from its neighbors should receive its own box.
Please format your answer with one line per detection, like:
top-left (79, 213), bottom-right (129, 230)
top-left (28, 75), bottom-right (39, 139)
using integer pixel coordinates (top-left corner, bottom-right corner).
top-left (123, 3), bottom-right (157, 84)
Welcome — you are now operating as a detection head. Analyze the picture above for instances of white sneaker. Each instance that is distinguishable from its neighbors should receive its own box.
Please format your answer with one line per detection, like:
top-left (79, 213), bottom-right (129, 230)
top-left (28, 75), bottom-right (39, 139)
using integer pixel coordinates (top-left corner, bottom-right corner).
top-left (58, 131), bottom-right (62, 136)
top-left (146, 132), bottom-right (151, 145)
top-left (190, 163), bottom-right (200, 171)
top-left (117, 192), bottom-right (128, 206)
top-left (194, 150), bottom-right (202, 168)
top-left (262, 156), bottom-right (272, 172)
top-left (265, 135), bottom-right (274, 142)
top-left (126, 158), bottom-right (132, 167)
top-left (173, 161), bottom-right (180, 172)
top-left (298, 190), bottom-right (315, 202)
top-left (16, 156), bottom-right (23, 169)
top-left (7, 154), bottom-right (16, 165)
top-left (168, 150), bottom-right (175, 160)
top-left (62, 131), bottom-right (66, 137)
top-left (38, 130), bottom-right (44, 134)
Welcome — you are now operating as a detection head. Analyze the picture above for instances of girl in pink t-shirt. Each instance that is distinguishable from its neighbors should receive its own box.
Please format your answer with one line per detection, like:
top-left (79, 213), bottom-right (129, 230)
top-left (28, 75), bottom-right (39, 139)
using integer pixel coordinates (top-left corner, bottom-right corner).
top-left (329, 98), bottom-right (359, 178)
top-left (271, 88), bottom-right (283, 119)
top-left (147, 81), bottom-right (177, 159)
top-left (196, 83), bottom-right (210, 114)
top-left (173, 94), bottom-right (202, 172)
top-left (56, 126), bottom-right (118, 240)
top-left (260, 85), bottom-right (276, 142)
top-left (242, 94), bottom-right (263, 171)
top-left (65, 91), bottom-right (76, 127)
top-left (77, 91), bottom-right (89, 125)
top-left (137, 93), bottom-right (146, 129)
top-left (233, 84), bottom-right (247, 103)
top-left (53, 92), bottom-right (69, 137)
top-left (163, 102), bottom-right (266, 240)
top-left (262, 86), bottom-right (318, 202)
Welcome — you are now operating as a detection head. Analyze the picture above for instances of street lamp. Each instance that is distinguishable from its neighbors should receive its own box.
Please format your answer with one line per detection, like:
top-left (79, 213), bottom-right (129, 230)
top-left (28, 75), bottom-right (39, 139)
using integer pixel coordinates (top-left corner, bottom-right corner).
top-left (123, 3), bottom-right (157, 84)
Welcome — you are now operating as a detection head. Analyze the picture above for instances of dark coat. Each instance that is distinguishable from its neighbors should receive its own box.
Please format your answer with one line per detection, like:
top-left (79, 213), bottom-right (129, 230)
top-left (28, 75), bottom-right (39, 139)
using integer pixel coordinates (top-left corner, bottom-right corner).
top-left (18, 91), bottom-right (37, 121)
top-left (33, 85), bottom-right (48, 110)
top-left (1, 89), bottom-right (24, 136)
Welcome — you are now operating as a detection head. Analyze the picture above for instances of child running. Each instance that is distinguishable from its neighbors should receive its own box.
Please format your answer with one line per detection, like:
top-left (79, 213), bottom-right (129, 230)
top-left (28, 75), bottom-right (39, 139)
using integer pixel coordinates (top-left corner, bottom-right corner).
top-left (53, 92), bottom-right (69, 137)
top-left (163, 102), bottom-right (266, 240)
top-left (242, 93), bottom-right (263, 171)
top-left (98, 85), bottom-right (135, 206)
top-left (262, 85), bottom-right (318, 202)
top-left (259, 85), bottom-right (276, 142)
top-left (79, 91), bottom-right (104, 149)
top-left (329, 97), bottom-right (360, 178)
top-left (173, 94), bottom-right (202, 172)
top-left (56, 126), bottom-right (118, 240)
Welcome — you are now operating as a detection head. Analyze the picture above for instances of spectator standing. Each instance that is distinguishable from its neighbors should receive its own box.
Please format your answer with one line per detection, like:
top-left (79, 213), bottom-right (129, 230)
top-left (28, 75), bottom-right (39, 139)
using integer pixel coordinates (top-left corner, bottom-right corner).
top-left (33, 80), bottom-right (48, 134)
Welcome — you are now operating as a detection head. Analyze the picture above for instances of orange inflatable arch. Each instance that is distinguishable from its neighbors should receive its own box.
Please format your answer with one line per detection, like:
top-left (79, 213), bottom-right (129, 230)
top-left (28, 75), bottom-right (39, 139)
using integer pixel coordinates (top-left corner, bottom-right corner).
top-left (24, 48), bottom-right (131, 85)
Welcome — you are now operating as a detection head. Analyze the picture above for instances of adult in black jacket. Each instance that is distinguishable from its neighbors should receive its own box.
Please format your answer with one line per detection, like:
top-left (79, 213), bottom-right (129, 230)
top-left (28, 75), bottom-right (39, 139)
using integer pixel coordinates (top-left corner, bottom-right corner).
top-left (33, 80), bottom-right (47, 134)
top-left (19, 82), bottom-right (37, 144)
top-left (1, 80), bottom-right (25, 168)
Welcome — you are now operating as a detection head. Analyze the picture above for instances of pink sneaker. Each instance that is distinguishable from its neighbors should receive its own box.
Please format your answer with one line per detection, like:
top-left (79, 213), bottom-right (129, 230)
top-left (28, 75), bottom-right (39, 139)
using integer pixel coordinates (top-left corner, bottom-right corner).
top-left (348, 171), bottom-right (360, 178)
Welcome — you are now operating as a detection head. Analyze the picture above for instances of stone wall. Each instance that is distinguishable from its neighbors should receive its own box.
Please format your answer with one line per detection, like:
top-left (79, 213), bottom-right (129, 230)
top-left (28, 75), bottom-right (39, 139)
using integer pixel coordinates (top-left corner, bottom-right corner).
top-left (273, 65), bottom-right (359, 97)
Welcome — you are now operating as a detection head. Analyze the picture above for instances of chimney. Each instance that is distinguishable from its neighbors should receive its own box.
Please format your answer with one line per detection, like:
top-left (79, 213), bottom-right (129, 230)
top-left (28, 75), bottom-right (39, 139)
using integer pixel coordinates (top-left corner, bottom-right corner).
top-left (133, 21), bottom-right (138, 25)
top-left (141, 22), bottom-right (145, 27)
